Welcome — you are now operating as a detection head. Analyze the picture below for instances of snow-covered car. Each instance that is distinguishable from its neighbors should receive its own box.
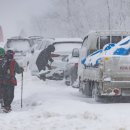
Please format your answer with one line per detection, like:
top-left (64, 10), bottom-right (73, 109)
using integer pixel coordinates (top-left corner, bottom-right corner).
top-left (4, 36), bottom-right (32, 69)
top-left (48, 38), bottom-right (83, 80)
top-left (28, 36), bottom-right (44, 49)
top-left (29, 38), bottom-right (83, 79)
top-left (29, 38), bottom-right (54, 76)
top-left (64, 48), bottom-right (80, 86)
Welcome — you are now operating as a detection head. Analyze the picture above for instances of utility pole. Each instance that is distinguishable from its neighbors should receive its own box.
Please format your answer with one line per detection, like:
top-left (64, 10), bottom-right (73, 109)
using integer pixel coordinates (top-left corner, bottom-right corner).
top-left (107, 0), bottom-right (111, 31)
top-left (106, 0), bottom-right (111, 42)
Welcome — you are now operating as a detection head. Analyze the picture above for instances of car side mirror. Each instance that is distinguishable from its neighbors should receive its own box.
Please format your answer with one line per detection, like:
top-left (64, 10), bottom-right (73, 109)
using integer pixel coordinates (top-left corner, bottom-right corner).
top-left (72, 48), bottom-right (79, 57)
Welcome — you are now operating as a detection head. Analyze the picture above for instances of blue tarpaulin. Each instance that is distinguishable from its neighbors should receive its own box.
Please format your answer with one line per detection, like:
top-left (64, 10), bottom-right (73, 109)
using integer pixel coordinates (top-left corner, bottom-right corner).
top-left (103, 43), bottom-right (115, 51)
top-left (113, 48), bottom-right (130, 55)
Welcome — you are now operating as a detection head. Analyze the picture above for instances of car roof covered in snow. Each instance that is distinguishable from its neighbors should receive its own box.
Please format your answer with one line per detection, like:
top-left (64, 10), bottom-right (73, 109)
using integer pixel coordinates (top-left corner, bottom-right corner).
top-left (53, 38), bottom-right (83, 44)
top-left (82, 30), bottom-right (130, 51)
top-left (51, 38), bottom-right (82, 55)
top-left (7, 36), bottom-right (29, 40)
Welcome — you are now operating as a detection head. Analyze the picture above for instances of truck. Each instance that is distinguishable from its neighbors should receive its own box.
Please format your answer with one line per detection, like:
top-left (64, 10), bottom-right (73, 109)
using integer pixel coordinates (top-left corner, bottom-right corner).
top-left (78, 31), bottom-right (130, 101)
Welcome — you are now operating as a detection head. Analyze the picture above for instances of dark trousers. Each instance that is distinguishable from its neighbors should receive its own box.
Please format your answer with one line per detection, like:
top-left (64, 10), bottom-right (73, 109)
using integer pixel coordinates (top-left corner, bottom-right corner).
top-left (0, 86), bottom-right (4, 107)
top-left (3, 85), bottom-right (14, 108)
top-left (36, 62), bottom-right (46, 72)
top-left (0, 86), bottom-right (4, 99)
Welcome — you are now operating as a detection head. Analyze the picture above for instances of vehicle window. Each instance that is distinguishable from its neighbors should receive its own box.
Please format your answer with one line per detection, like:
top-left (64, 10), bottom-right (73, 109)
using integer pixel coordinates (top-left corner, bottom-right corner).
top-left (54, 42), bottom-right (81, 53)
top-left (99, 36), bottom-right (110, 49)
top-left (123, 36), bottom-right (127, 38)
top-left (7, 40), bottom-right (30, 52)
top-left (98, 36), bottom-right (122, 49)
top-left (29, 36), bottom-right (44, 47)
top-left (111, 36), bottom-right (122, 43)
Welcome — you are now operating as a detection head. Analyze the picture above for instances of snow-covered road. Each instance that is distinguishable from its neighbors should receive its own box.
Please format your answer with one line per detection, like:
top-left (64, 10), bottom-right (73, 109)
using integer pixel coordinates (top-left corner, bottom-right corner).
top-left (0, 71), bottom-right (130, 130)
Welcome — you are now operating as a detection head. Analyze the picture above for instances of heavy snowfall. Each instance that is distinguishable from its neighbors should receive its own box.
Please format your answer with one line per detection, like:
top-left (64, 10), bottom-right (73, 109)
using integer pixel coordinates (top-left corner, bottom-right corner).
top-left (1, 0), bottom-right (130, 130)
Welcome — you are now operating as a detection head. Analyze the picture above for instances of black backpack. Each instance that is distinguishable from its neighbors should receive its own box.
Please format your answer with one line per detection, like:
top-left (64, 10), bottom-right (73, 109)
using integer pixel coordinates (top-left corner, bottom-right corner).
top-left (0, 59), bottom-right (10, 80)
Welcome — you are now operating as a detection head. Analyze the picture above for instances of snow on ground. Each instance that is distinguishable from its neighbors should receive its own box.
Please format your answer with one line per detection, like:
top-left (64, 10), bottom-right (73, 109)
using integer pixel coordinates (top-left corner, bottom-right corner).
top-left (0, 70), bottom-right (130, 130)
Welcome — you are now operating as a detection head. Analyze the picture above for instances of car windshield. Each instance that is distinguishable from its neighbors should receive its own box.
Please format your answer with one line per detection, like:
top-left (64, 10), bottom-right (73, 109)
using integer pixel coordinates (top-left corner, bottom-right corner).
top-left (54, 42), bottom-right (81, 53)
top-left (30, 39), bottom-right (43, 47)
top-left (99, 36), bottom-right (122, 49)
top-left (7, 40), bottom-right (30, 52)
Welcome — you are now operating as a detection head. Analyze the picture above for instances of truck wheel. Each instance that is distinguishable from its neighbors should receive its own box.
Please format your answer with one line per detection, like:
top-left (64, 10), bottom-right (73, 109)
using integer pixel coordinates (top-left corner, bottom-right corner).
top-left (92, 83), bottom-right (101, 102)
top-left (82, 82), bottom-right (86, 95)
top-left (85, 81), bottom-right (91, 97)
top-left (81, 81), bottom-right (91, 97)
top-left (79, 79), bottom-right (83, 92)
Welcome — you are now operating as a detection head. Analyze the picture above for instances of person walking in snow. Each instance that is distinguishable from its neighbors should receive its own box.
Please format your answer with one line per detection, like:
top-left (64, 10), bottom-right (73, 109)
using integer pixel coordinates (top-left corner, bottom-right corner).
top-left (36, 44), bottom-right (55, 80)
top-left (2, 50), bottom-right (24, 112)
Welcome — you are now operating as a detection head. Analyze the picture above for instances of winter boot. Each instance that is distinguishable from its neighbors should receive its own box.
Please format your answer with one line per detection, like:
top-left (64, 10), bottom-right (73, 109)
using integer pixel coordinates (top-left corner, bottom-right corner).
top-left (0, 99), bottom-right (4, 108)
top-left (3, 106), bottom-right (12, 113)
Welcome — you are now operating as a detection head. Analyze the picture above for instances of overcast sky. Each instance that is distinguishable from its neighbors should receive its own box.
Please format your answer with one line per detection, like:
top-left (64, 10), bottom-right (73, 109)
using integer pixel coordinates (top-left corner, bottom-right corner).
top-left (0, 0), bottom-right (53, 39)
top-left (1, 0), bottom-right (130, 41)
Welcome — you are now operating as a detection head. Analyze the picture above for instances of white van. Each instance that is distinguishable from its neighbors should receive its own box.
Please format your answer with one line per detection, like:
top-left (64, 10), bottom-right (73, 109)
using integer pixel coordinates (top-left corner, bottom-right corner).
top-left (4, 36), bottom-right (31, 68)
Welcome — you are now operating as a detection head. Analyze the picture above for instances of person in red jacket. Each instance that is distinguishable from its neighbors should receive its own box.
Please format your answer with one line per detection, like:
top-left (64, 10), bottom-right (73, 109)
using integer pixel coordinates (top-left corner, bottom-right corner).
top-left (2, 50), bottom-right (24, 112)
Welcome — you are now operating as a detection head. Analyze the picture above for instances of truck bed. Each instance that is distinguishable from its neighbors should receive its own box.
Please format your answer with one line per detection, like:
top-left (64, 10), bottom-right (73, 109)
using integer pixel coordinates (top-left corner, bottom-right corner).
top-left (83, 56), bottom-right (130, 82)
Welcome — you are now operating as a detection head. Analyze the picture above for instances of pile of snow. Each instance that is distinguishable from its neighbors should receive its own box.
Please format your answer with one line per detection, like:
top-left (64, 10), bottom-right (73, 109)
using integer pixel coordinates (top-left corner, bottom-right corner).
top-left (82, 36), bottom-right (130, 67)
